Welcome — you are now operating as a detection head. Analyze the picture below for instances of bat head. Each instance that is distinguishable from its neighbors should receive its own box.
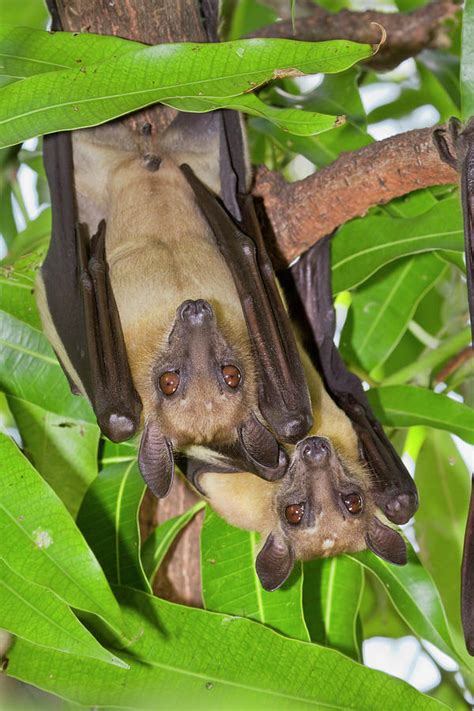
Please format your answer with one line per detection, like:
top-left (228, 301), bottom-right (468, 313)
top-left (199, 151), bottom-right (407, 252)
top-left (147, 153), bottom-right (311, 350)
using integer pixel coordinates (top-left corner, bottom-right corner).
top-left (137, 298), bottom-right (286, 497)
top-left (255, 436), bottom-right (407, 590)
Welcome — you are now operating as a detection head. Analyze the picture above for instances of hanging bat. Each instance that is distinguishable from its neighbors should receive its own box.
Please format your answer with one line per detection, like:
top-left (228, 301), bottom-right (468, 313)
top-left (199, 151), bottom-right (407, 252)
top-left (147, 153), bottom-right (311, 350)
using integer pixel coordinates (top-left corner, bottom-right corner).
top-left (36, 108), bottom-right (313, 498)
top-left (433, 117), bottom-right (474, 656)
top-left (286, 236), bottom-right (418, 527)
top-left (185, 348), bottom-right (408, 591)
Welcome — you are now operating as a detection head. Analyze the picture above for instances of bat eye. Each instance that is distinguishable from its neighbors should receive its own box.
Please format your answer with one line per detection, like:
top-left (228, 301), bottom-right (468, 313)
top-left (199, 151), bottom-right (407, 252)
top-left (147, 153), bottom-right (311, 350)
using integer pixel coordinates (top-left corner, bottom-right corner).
top-left (159, 371), bottom-right (180, 396)
top-left (343, 492), bottom-right (363, 515)
top-left (222, 365), bottom-right (241, 388)
top-left (285, 502), bottom-right (305, 525)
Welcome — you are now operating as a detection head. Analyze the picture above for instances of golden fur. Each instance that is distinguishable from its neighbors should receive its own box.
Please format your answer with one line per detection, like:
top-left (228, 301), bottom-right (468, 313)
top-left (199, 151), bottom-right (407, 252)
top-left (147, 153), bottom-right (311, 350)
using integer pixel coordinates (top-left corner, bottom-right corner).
top-left (198, 349), bottom-right (376, 559)
top-left (37, 121), bottom-right (257, 447)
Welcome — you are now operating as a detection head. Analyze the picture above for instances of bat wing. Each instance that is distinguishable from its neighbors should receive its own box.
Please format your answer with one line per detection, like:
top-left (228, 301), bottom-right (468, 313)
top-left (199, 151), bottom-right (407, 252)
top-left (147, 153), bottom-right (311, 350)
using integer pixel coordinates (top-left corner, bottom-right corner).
top-left (180, 163), bottom-right (313, 444)
top-left (433, 117), bottom-right (474, 342)
top-left (290, 236), bottom-right (418, 524)
top-left (41, 132), bottom-right (142, 442)
top-left (462, 476), bottom-right (474, 656)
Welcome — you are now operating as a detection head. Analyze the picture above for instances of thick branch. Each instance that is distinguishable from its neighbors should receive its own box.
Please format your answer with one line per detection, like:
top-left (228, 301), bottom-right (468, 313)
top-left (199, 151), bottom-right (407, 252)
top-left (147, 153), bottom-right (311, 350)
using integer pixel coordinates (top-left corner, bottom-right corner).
top-left (253, 126), bottom-right (458, 264)
top-left (250, 0), bottom-right (461, 71)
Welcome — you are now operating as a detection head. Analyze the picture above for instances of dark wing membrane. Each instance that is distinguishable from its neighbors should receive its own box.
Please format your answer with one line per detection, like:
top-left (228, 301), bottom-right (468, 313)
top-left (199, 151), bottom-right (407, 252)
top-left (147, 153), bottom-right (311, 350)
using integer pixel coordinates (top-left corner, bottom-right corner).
top-left (180, 164), bottom-right (313, 443)
top-left (41, 132), bottom-right (142, 442)
top-left (462, 476), bottom-right (474, 656)
top-left (433, 117), bottom-right (474, 342)
top-left (289, 236), bottom-right (418, 524)
top-left (460, 126), bottom-right (474, 343)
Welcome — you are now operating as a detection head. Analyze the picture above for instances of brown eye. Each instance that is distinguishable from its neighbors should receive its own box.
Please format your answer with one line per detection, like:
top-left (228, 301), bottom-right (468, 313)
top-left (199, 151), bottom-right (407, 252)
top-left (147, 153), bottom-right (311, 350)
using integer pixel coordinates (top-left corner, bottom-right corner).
top-left (285, 502), bottom-right (305, 525)
top-left (343, 493), bottom-right (363, 515)
top-left (159, 371), bottom-right (180, 396)
top-left (222, 365), bottom-right (241, 388)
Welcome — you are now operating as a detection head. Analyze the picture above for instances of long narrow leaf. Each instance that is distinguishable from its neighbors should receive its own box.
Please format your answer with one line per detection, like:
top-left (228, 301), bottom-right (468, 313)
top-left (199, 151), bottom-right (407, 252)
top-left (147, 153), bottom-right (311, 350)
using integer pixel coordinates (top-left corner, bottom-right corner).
top-left (0, 35), bottom-right (372, 147)
top-left (0, 557), bottom-right (125, 667)
top-left (201, 508), bottom-right (309, 641)
top-left (348, 546), bottom-right (469, 668)
top-left (0, 434), bottom-right (126, 639)
top-left (5, 585), bottom-right (446, 709)
top-left (367, 385), bottom-right (474, 444)
top-left (332, 196), bottom-right (463, 292)
top-left (77, 461), bottom-right (150, 593)
top-left (303, 556), bottom-right (364, 661)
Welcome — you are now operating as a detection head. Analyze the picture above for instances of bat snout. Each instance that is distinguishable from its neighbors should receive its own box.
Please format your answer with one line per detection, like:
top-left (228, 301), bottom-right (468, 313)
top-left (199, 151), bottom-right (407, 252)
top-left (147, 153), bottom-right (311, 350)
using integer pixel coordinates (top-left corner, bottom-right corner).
top-left (298, 436), bottom-right (331, 464)
top-left (178, 299), bottom-right (214, 326)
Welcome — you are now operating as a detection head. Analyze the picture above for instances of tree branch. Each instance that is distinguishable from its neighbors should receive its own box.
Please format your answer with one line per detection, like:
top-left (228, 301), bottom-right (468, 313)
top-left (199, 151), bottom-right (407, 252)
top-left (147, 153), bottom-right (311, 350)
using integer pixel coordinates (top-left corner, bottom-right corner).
top-left (253, 126), bottom-right (458, 264)
top-left (249, 0), bottom-right (461, 71)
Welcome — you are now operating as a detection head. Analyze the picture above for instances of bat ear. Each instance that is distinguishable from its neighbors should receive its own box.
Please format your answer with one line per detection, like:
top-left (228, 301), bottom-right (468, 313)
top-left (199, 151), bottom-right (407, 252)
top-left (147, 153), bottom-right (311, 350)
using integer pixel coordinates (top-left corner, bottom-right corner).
top-left (366, 517), bottom-right (407, 565)
top-left (138, 417), bottom-right (174, 498)
top-left (239, 413), bottom-right (287, 481)
top-left (255, 532), bottom-right (295, 591)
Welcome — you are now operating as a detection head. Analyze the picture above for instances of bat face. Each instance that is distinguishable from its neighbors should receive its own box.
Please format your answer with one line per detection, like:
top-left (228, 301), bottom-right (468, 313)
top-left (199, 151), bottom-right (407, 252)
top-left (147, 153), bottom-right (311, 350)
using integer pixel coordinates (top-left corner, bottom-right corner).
top-left (273, 436), bottom-right (374, 561)
top-left (196, 434), bottom-right (407, 592)
top-left (145, 298), bottom-right (256, 446)
top-left (256, 436), bottom-right (407, 590)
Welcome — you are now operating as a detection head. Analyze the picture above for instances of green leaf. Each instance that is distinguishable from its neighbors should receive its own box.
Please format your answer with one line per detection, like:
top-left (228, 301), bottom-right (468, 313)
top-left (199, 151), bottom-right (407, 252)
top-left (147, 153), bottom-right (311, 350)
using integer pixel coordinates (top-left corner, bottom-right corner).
top-left (141, 501), bottom-right (205, 583)
top-left (366, 385), bottom-right (474, 444)
top-left (348, 545), bottom-right (464, 666)
top-left (1, 1), bottom-right (48, 29)
top-left (0, 434), bottom-right (126, 639)
top-left (0, 310), bottom-right (95, 422)
top-left (0, 33), bottom-right (372, 147)
top-left (77, 461), bottom-right (151, 593)
top-left (0, 248), bottom-right (44, 329)
top-left (171, 92), bottom-right (341, 136)
top-left (201, 508), bottom-right (309, 641)
top-left (415, 430), bottom-right (471, 657)
top-left (4, 207), bottom-right (51, 263)
top-left (0, 557), bottom-right (125, 667)
top-left (461, 0), bottom-right (474, 119)
top-left (340, 254), bottom-right (446, 374)
top-left (5, 585), bottom-right (446, 709)
top-left (331, 196), bottom-right (463, 292)
top-left (7, 395), bottom-right (99, 517)
top-left (0, 25), bottom-right (141, 79)
top-left (359, 571), bottom-right (411, 640)
top-left (303, 556), bottom-right (364, 660)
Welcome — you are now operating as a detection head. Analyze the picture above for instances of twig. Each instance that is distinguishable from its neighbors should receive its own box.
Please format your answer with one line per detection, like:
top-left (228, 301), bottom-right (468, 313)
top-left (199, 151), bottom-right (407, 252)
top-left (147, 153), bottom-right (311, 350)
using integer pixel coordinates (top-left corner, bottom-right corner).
top-left (249, 0), bottom-right (461, 71)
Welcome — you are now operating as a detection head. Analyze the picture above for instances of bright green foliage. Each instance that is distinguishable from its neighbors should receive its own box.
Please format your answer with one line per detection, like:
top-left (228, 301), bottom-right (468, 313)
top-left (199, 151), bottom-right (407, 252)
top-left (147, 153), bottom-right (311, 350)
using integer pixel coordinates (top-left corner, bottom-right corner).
top-left (0, 26), bottom-right (372, 147)
top-left (201, 508), bottom-right (309, 641)
top-left (0, 0), bottom-right (472, 708)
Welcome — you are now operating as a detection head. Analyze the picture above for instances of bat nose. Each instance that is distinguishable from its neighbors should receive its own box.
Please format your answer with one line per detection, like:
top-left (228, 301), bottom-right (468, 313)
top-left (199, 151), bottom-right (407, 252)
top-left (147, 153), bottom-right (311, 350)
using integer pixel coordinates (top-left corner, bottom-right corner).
top-left (299, 436), bottom-right (331, 463)
top-left (178, 299), bottom-right (214, 324)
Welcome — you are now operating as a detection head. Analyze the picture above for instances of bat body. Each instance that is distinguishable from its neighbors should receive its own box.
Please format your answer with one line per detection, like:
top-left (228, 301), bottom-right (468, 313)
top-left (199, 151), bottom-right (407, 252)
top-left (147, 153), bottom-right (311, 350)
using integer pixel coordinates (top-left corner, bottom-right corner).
top-left (433, 117), bottom-right (474, 656)
top-left (189, 348), bottom-right (407, 591)
top-left (37, 108), bottom-right (313, 496)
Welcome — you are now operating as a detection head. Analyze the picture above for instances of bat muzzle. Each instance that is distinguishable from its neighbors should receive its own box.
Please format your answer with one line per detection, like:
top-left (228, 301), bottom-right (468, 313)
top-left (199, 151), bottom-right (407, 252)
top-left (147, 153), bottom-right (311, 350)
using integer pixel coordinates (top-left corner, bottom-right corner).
top-left (297, 436), bottom-right (331, 464)
top-left (178, 299), bottom-right (214, 326)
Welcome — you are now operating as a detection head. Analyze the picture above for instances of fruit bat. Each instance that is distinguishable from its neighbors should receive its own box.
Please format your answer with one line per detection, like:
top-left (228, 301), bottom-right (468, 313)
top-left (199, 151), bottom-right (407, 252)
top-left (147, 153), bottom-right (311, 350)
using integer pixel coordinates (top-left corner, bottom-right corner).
top-left (286, 236), bottom-right (418, 527)
top-left (36, 104), bottom-right (315, 498)
top-left (185, 347), bottom-right (408, 591)
top-left (433, 117), bottom-right (474, 656)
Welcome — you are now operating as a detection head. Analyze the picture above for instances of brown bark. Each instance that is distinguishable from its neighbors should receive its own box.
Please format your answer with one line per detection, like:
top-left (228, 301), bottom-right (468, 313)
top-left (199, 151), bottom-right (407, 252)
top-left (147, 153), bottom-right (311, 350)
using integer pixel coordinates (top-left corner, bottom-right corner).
top-left (253, 126), bottom-right (458, 265)
top-left (48, 0), bottom-right (205, 607)
top-left (250, 0), bottom-right (461, 71)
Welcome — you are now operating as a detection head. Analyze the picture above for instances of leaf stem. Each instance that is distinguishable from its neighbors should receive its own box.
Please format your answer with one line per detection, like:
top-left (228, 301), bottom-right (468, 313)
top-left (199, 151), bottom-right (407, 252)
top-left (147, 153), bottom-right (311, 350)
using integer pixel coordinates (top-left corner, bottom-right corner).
top-left (384, 327), bottom-right (472, 386)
